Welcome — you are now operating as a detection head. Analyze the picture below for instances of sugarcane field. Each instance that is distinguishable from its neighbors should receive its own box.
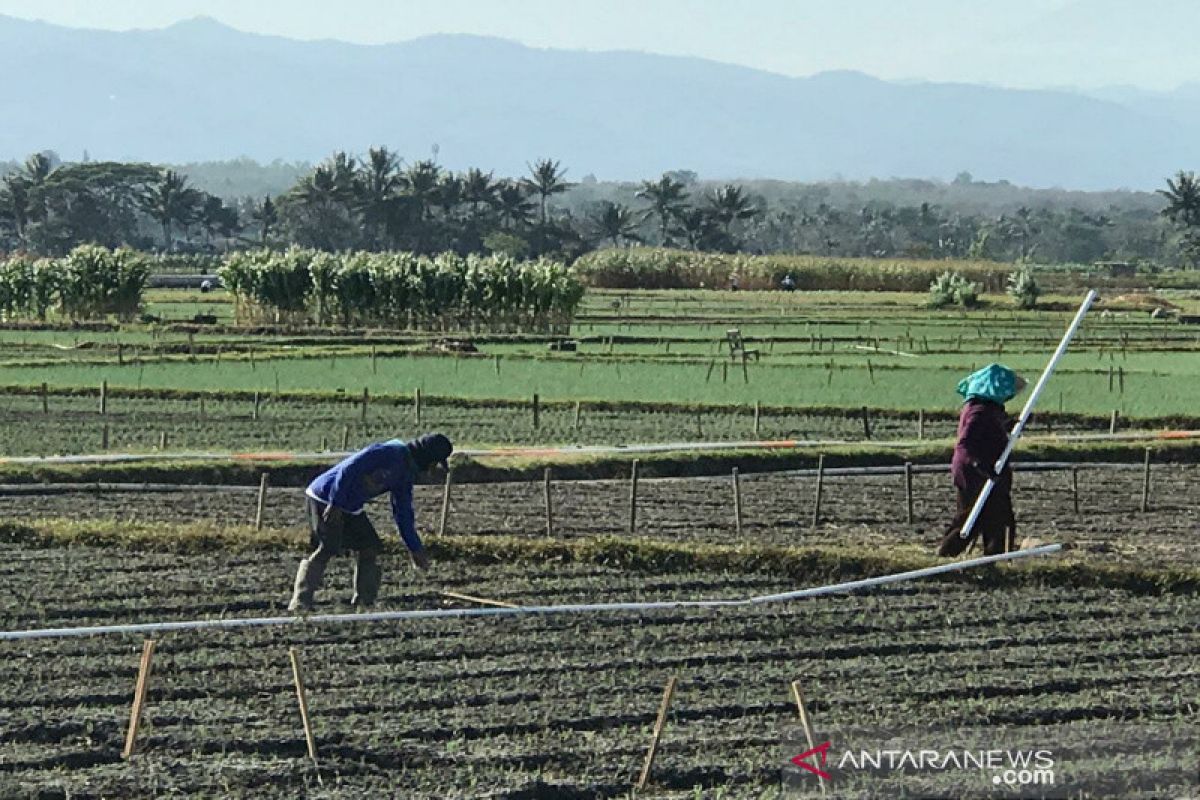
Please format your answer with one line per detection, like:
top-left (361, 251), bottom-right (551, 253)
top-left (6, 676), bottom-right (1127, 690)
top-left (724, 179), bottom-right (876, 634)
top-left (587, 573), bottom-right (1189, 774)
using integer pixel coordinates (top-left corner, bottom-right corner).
top-left (4, 6), bottom-right (1200, 798)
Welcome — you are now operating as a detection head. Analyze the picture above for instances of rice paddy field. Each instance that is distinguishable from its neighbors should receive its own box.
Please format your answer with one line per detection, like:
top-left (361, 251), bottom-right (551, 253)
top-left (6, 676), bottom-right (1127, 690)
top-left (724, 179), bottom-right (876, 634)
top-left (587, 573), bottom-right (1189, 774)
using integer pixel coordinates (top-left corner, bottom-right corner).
top-left (1, 282), bottom-right (1197, 798)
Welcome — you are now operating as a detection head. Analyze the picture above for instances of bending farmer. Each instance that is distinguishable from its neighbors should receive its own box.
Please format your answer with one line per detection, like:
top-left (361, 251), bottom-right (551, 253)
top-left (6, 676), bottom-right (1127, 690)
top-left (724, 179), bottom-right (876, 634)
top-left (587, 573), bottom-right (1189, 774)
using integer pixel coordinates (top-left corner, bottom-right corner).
top-left (289, 433), bottom-right (453, 611)
top-left (937, 364), bottom-right (1026, 557)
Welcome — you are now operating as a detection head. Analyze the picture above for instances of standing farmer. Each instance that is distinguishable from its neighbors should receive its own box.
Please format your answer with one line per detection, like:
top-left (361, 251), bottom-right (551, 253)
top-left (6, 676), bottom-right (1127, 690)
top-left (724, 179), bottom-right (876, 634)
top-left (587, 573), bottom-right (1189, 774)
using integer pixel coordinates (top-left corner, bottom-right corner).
top-left (937, 364), bottom-right (1026, 557)
top-left (289, 433), bottom-right (453, 611)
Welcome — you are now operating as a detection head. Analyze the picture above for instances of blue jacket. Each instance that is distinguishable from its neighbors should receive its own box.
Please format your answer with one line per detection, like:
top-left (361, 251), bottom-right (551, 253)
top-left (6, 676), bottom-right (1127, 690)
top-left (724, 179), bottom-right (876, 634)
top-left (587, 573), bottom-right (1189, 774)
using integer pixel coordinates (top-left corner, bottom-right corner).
top-left (306, 440), bottom-right (423, 552)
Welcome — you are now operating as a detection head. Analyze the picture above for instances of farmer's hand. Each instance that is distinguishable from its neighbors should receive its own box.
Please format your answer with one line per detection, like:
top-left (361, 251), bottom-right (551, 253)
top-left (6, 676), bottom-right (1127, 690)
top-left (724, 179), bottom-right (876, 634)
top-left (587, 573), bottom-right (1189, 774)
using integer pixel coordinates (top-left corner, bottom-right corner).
top-left (410, 548), bottom-right (431, 571)
top-left (322, 503), bottom-right (337, 522)
top-left (971, 460), bottom-right (1000, 482)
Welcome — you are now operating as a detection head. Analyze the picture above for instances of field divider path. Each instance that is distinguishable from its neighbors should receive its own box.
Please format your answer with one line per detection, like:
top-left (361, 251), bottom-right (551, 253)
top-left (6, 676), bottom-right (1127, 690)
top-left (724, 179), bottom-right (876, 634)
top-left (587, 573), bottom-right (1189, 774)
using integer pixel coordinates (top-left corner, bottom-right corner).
top-left (0, 544), bottom-right (1060, 641)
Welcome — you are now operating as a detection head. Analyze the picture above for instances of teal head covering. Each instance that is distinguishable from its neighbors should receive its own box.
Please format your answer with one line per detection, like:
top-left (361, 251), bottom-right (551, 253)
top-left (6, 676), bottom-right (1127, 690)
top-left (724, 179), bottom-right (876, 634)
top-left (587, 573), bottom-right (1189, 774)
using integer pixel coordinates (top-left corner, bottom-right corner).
top-left (957, 363), bottom-right (1019, 404)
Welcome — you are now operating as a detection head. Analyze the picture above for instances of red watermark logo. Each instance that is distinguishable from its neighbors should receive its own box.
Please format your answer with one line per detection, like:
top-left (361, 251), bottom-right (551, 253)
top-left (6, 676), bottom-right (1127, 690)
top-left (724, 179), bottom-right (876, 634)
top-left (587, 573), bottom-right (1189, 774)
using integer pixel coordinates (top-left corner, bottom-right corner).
top-left (790, 740), bottom-right (832, 781)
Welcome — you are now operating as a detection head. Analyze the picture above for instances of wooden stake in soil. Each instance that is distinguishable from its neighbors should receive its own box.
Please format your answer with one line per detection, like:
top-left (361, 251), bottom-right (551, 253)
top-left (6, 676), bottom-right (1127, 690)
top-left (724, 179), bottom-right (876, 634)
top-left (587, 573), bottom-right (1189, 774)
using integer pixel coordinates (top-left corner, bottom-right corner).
top-left (288, 647), bottom-right (319, 766)
top-left (100, 380), bottom-right (107, 415)
top-left (122, 639), bottom-right (157, 758)
top-left (414, 388), bottom-right (422, 425)
top-left (904, 461), bottom-right (914, 524)
top-left (441, 590), bottom-right (519, 609)
top-left (159, 431), bottom-right (168, 450)
top-left (753, 401), bottom-right (761, 437)
top-left (917, 409), bottom-right (925, 440)
top-left (254, 472), bottom-right (270, 530)
top-left (861, 406), bottom-right (871, 440)
top-left (732, 467), bottom-right (743, 537)
top-left (811, 454), bottom-right (825, 526)
top-left (370, 345), bottom-right (378, 374)
top-left (341, 424), bottom-right (350, 450)
top-left (532, 393), bottom-right (540, 429)
top-left (573, 400), bottom-right (582, 432)
top-left (636, 675), bottom-right (678, 792)
top-left (628, 459), bottom-right (640, 536)
top-left (101, 423), bottom-right (109, 451)
top-left (360, 387), bottom-right (369, 422)
top-left (790, 681), bottom-right (825, 796)
top-left (41, 382), bottom-right (48, 414)
top-left (1140, 448), bottom-right (1152, 513)
top-left (1109, 409), bottom-right (1119, 435)
top-left (1070, 466), bottom-right (1080, 515)
top-left (252, 391), bottom-right (261, 421)
top-left (543, 467), bottom-right (555, 537)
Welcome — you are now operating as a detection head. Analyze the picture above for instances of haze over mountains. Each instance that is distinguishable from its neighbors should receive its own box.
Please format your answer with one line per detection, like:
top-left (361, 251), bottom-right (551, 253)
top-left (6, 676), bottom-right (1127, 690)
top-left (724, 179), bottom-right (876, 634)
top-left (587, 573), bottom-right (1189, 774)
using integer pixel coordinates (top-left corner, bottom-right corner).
top-left (2, 13), bottom-right (1197, 191)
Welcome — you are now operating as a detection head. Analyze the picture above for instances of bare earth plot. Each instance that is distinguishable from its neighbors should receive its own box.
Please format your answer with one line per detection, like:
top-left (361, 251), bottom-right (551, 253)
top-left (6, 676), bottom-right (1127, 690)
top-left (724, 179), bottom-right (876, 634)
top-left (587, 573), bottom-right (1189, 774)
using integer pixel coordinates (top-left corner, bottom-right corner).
top-left (0, 549), bottom-right (1196, 798)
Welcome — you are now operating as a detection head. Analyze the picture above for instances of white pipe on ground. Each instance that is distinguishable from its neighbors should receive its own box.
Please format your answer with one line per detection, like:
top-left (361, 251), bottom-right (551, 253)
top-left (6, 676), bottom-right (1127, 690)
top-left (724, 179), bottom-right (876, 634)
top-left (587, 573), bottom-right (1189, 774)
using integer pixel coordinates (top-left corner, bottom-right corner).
top-left (958, 290), bottom-right (1098, 540)
top-left (0, 544), bottom-right (1061, 641)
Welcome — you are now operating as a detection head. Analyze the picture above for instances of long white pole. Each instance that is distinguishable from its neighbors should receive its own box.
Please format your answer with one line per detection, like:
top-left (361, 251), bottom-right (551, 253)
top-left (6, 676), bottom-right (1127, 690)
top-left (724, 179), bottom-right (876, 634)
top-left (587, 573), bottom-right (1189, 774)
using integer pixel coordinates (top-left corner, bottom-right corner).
top-left (0, 545), bottom-right (1060, 641)
top-left (958, 290), bottom-right (1097, 541)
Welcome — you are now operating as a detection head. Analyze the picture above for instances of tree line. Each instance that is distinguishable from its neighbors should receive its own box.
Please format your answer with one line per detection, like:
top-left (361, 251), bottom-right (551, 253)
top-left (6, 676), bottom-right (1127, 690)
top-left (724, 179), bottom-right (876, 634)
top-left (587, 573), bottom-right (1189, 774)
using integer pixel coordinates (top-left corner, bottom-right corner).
top-left (2, 149), bottom-right (1199, 266)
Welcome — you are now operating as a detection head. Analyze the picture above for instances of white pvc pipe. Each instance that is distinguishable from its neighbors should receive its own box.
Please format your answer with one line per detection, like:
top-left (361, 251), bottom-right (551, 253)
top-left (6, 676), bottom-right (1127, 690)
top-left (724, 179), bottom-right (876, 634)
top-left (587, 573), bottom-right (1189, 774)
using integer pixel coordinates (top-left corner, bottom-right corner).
top-left (959, 290), bottom-right (1097, 540)
top-left (0, 544), bottom-right (1060, 641)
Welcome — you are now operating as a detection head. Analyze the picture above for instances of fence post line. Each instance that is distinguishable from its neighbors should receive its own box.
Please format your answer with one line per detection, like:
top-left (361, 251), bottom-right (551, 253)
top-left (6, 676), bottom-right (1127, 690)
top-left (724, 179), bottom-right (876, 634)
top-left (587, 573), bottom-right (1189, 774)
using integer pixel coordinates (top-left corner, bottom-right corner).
top-left (812, 454), bottom-right (825, 526)
top-left (628, 459), bottom-right (640, 536)
top-left (904, 461), bottom-right (914, 524)
top-left (1140, 448), bottom-right (1152, 513)
top-left (254, 472), bottom-right (270, 531)
top-left (438, 468), bottom-right (453, 537)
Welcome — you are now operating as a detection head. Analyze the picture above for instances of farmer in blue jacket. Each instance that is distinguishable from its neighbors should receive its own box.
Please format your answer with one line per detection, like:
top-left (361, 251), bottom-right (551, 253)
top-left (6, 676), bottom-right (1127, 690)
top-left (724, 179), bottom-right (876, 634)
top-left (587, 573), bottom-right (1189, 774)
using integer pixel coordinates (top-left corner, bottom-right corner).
top-left (288, 433), bottom-right (453, 612)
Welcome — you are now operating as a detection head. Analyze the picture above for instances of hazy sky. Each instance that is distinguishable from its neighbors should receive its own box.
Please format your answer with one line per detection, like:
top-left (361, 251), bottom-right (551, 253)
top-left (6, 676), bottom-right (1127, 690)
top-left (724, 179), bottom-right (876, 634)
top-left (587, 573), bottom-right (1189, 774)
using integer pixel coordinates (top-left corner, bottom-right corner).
top-left (1, 0), bottom-right (1195, 91)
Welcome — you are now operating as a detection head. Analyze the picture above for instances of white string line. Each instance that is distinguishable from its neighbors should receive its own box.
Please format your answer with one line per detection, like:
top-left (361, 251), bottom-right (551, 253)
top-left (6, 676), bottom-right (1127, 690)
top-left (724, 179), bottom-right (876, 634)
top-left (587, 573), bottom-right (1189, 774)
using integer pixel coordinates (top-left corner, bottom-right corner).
top-left (0, 544), bottom-right (1061, 641)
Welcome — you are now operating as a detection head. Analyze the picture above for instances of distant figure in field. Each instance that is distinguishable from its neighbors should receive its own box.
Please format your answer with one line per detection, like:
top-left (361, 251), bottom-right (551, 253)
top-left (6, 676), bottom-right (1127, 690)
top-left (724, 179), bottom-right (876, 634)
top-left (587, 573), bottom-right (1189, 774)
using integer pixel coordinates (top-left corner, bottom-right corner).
top-left (780, 273), bottom-right (797, 292)
top-left (937, 364), bottom-right (1026, 557)
top-left (288, 433), bottom-right (453, 611)
top-left (729, 274), bottom-right (740, 292)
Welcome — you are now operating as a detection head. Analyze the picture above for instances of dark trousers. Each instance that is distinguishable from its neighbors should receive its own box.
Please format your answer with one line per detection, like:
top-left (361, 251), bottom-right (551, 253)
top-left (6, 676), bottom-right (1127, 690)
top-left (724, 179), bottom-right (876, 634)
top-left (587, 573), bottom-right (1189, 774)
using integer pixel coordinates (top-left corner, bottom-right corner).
top-left (938, 482), bottom-right (1016, 557)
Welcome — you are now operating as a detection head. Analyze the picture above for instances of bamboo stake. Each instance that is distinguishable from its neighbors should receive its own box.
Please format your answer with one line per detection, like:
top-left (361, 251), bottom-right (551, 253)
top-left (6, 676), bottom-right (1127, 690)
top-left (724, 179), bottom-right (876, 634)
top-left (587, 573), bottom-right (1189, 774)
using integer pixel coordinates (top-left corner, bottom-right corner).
top-left (1140, 448), bottom-right (1152, 513)
top-left (628, 459), bottom-right (640, 536)
top-left (861, 406), bottom-right (871, 440)
top-left (812, 454), bottom-right (825, 526)
top-left (1109, 409), bottom-right (1118, 435)
top-left (100, 380), bottom-right (107, 415)
top-left (790, 681), bottom-right (826, 796)
top-left (732, 467), bottom-right (743, 536)
top-left (440, 590), bottom-right (519, 609)
top-left (360, 387), bottom-right (369, 422)
top-left (158, 431), bottom-right (168, 450)
top-left (636, 675), bottom-right (678, 791)
top-left (532, 393), bottom-right (540, 429)
top-left (573, 401), bottom-right (582, 432)
top-left (917, 409), bottom-right (925, 440)
top-left (1070, 466), bottom-right (1080, 515)
top-left (101, 423), bottom-right (109, 451)
top-left (544, 467), bottom-right (554, 537)
top-left (753, 401), bottom-right (761, 437)
top-left (904, 461), bottom-right (914, 524)
top-left (288, 648), bottom-right (318, 766)
top-left (41, 382), bottom-right (48, 414)
top-left (252, 391), bottom-right (260, 421)
top-left (414, 388), bottom-right (422, 425)
top-left (370, 344), bottom-right (377, 374)
top-left (438, 468), bottom-right (453, 537)
top-left (341, 424), bottom-right (350, 450)
top-left (122, 639), bottom-right (156, 758)
top-left (254, 472), bottom-right (270, 530)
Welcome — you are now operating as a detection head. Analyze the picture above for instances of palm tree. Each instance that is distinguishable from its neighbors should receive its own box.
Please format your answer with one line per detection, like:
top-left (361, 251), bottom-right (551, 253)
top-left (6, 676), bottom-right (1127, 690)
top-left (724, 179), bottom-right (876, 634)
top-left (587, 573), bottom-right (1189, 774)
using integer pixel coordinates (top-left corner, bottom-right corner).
top-left (522, 159), bottom-right (572, 227)
top-left (496, 180), bottom-right (534, 230)
top-left (402, 160), bottom-right (442, 221)
top-left (250, 195), bottom-right (278, 244)
top-left (588, 201), bottom-right (642, 247)
top-left (0, 174), bottom-right (31, 243)
top-left (357, 146), bottom-right (402, 247)
top-left (140, 169), bottom-right (201, 250)
top-left (1159, 171), bottom-right (1200, 228)
top-left (706, 184), bottom-right (759, 237)
top-left (636, 174), bottom-right (689, 245)
top-left (462, 168), bottom-right (497, 213)
top-left (670, 208), bottom-right (719, 251)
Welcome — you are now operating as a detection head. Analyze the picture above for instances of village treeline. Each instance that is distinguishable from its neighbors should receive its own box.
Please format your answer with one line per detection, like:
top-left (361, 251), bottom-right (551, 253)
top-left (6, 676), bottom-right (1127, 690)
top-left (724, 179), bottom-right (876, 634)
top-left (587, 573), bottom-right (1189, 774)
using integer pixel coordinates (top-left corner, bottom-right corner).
top-left (2, 148), bottom-right (1200, 267)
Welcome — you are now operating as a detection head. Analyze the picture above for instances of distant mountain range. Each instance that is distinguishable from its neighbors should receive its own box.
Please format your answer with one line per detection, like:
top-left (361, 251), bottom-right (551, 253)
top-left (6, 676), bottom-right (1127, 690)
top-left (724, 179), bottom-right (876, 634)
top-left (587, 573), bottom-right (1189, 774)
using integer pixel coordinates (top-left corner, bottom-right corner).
top-left (1, 14), bottom-right (1196, 190)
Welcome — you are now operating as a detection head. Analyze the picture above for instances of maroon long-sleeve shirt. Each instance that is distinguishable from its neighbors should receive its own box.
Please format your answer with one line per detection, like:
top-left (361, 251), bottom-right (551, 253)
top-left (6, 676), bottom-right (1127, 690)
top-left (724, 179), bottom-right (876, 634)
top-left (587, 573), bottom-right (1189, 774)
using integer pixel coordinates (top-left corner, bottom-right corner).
top-left (951, 399), bottom-right (1013, 493)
